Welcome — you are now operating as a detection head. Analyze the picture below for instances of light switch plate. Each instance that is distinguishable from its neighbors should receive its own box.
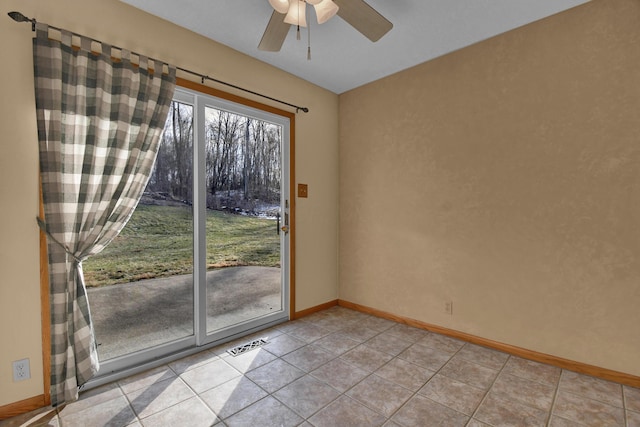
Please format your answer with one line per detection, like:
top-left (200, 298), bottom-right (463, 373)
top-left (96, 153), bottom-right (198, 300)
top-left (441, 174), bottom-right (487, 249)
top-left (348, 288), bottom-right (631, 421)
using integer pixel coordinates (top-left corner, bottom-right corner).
top-left (298, 183), bottom-right (308, 198)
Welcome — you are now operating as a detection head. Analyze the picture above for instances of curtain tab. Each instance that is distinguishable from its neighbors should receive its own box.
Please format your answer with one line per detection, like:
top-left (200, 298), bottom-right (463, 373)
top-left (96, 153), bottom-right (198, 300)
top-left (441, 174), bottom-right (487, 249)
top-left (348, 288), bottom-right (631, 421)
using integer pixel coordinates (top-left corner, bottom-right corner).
top-left (138, 55), bottom-right (148, 72)
top-left (167, 64), bottom-right (177, 79)
top-left (61, 30), bottom-right (72, 47)
top-left (35, 22), bottom-right (48, 41)
top-left (102, 43), bottom-right (112, 59)
top-left (81, 36), bottom-right (91, 53)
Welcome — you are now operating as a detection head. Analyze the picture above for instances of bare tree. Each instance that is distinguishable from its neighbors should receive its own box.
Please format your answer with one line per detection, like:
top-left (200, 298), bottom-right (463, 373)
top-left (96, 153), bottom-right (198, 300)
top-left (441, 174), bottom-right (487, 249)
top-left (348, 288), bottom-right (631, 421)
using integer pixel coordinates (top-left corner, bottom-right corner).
top-left (146, 101), bottom-right (194, 203)
top-left (148, 103), bottom-right (281, 211)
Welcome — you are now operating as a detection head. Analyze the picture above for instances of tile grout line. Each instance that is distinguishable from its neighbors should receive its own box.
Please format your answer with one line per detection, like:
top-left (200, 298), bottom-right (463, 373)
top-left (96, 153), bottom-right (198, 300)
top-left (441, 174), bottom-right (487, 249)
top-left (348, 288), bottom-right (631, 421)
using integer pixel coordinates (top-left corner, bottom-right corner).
top-left (544, 367), bottom-right (565, 427)
top-left (170, 365), bottom-right (222, 421)
top-left (139, 354), bottom-right (230, 424)
top-left (180, 372), bottom-right (226, 425)
top-left (286, 320), bottom-right (404, 424)
top-left (557, 369), bottom-right (629, 423)
top-left (341, 324), bottom-right (418, 425)
top-left (513, 364), bottom-right (630, 427)
top-left (622, 382), bottom-right (628, 427)
top-left (375, 331), bottom-right (473, 425)
top-left (186, 340), bottom-right (296, 424)
top-left (215, 349), bottom-right (287, 423)
top-left (242, 328), bottom-right (351, 424)
top-left (391, 328), bottom-right (501, 424)
top-left (117, 380), bottom-right (143, 426)
top-left (466, 351), bottom-right (511, 427)
top-left (291, 325), bottom-right (387, 423)
top-left (270, 337), bottom-right (340, 422)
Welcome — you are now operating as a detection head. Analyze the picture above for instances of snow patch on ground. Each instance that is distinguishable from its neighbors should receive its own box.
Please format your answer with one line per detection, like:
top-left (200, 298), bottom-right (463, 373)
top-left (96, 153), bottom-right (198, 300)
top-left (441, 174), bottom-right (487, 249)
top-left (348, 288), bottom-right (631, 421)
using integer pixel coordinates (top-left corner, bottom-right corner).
top-left (141, 190), bottom-right (281, 219)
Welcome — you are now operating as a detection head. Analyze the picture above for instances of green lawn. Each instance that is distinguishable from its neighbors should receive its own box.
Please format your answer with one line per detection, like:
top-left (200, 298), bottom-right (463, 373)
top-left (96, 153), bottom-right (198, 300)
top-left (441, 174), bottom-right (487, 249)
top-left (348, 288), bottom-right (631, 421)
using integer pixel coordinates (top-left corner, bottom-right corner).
top-left (83, 204), bottom-right (280, 287)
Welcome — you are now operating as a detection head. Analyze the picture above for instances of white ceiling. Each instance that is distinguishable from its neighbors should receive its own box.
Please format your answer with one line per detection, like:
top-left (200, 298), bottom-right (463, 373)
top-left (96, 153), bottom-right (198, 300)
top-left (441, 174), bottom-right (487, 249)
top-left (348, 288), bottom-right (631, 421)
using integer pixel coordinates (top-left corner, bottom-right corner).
top-left (121, 0), bottom-right (590, 94)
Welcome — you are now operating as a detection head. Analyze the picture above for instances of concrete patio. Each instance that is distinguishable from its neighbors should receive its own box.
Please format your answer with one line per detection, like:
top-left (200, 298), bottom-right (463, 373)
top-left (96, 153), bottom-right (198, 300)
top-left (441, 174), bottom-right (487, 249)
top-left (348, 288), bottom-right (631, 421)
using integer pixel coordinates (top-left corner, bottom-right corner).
top-left (87, 266), bottom-right (282, 360)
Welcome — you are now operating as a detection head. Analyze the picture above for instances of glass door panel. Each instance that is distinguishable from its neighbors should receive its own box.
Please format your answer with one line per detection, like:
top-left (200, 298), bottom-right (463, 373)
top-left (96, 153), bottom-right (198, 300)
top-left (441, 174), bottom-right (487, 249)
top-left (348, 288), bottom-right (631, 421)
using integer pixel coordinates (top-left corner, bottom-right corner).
top-left (85, 99), bottom-right (195, 361)
top-left (203, 105), bottom-right (286, 335)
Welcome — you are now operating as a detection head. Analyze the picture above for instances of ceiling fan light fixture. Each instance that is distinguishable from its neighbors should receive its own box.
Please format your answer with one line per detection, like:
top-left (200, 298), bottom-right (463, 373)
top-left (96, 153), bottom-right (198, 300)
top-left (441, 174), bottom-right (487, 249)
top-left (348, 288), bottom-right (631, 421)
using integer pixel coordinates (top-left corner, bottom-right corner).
top-left (314, 0), bottom-right (339, 25)
top-left (284, 0), bottom-right (307, 27)
top-left (305, 0), bottom-right (323, 5)
top-left (268, 0), bottom-right (290, 14)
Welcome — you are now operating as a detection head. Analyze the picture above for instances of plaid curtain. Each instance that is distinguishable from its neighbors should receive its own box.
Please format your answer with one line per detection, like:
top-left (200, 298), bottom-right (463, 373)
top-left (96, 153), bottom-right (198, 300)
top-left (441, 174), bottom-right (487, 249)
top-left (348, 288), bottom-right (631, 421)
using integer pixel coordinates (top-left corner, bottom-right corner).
top-left (33, 23), bottom-right (176, 406)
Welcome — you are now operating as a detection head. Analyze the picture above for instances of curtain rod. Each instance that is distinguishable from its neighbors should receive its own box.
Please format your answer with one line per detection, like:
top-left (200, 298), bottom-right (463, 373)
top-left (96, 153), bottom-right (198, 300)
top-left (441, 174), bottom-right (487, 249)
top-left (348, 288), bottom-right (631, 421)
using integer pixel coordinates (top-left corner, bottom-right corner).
top-left (8, 11), bottom-right (310, 113)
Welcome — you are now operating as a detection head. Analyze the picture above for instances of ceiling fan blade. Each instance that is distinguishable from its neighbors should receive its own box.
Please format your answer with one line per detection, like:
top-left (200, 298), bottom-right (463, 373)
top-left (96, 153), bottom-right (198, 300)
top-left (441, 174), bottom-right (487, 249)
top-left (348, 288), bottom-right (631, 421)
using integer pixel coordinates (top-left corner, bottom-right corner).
top-left (258, 11), bottom-right (290, 52)
top-left (333, 0), bottom-right (393, 42)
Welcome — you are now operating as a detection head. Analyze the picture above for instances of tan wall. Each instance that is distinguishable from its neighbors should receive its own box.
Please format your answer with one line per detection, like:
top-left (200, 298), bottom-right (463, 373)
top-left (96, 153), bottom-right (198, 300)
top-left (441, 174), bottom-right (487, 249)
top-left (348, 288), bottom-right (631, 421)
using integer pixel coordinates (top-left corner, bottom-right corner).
top-left (339, 0), bottom-right (640, 377)
top-left (0, 0), bottom-right (339, 406)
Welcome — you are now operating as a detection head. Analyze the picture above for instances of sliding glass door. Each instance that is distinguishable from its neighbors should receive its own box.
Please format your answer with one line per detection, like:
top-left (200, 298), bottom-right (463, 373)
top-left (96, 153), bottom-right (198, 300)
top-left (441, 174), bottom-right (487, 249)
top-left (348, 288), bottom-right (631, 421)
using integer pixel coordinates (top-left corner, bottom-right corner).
top-left (84, 85), bottom-right (290, 374)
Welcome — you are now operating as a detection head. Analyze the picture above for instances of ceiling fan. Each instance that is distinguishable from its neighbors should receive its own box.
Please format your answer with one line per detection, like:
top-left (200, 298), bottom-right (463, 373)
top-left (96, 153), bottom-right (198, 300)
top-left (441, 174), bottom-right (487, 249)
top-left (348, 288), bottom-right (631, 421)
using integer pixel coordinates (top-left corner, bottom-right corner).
top-left (259, 0), bottom-right (393, 53)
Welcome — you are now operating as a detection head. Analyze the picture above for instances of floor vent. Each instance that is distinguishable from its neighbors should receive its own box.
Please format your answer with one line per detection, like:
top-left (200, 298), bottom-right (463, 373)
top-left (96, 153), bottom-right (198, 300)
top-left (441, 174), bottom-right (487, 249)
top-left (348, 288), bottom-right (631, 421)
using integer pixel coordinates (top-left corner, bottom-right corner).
top-left (227, 337), bottom-right (268, 357)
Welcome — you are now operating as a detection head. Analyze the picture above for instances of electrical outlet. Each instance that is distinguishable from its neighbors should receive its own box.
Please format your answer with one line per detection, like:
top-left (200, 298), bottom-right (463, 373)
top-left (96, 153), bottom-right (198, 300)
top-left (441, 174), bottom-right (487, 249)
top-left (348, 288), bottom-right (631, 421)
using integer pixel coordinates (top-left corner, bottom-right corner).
top-left (445, 301), bottom-right (453, 315)
top-left (12, 358), bottom-right (30, 382)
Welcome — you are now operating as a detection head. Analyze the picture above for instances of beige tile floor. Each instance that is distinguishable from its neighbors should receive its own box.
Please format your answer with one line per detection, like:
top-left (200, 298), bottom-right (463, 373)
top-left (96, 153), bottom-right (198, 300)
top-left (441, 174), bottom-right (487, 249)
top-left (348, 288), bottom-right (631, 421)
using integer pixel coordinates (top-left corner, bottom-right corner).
top-left (3, 306), bottom-right (640, 427)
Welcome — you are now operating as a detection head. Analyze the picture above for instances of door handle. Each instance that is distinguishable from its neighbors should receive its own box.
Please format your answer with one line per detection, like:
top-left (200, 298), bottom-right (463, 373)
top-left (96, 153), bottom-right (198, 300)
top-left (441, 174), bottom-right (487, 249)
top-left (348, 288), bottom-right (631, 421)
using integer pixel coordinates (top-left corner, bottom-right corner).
top-left (281, 212), bottom-right (289, 235)
top-left (276, 213), bottom-right (281, 235)
top-left (281, 225), bottom-right (289, 234)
